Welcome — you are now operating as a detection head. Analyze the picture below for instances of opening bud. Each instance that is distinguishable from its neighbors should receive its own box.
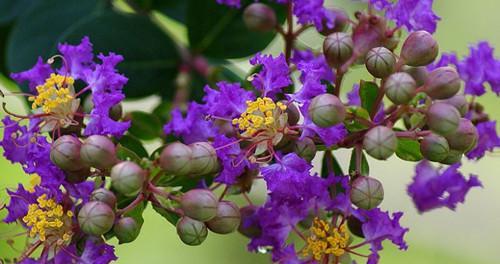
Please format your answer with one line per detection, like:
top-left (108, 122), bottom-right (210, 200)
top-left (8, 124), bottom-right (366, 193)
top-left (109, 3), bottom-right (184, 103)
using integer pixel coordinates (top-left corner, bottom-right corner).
top-left (78, 201), bottom-right (115, 236)
top-left (308, 94), bottom-right (346, 127)
top-left (176, 216), bottom-right (208, 246)
top-left (293, 137), bottom-right (317, 162)
top-left (439, 94), bottom-right (468, 117)
top-left (284, 101), bottom-right (300, 126)
top-left (238, 205), bottom-right (261, 238)
top-left (80, 135), bottom-right (117, 169)
top-left (113, 217), bottom-right (140, 244)
top-left (180, 189), bottom-right (218, 222)
top-left (365, 47), bottom-right (396, 78)
top-left (445, 118), bottom-right (478, 152)
top-left (424, 66), bottom-right (461, 99)
top-left (350, 176), bottom-right (384, 209)
top-left (243, 3), bottom-right (277, 32)
top-left (384, 72), bottom-right (417, 105)
top-left (401, 30), bottom-right (439, 66)
top-left (440, 149), bottom-right (463, 165)
top-left (110, 161), bottom-right (145, 197)
top-left (159, 142), bottom-right (193, 176)
top-left (320, 8), bottom-right (349, 35)
top-left (91, 188), bottom-right (117, 209)
top-left (426, 102), bottom-right (461, 135)
top-left (189, 142), bottom-right (219, 176)
top-left (347, 216), bottom-right (364, 238)
top-left (363, 126), bottom-right (397, 160)
top-left (402, 66), bottom-right (428, 87)
top-left (206, 201), bottom-right (241, 234)
top-left (109, 103), bottom-right (123, 121)
top-left (420, 134), bottom-right (450, 162)
top-left (323, 33), bottom-right (354, 68)
top-left (50, 135), bottom-right (86, 172)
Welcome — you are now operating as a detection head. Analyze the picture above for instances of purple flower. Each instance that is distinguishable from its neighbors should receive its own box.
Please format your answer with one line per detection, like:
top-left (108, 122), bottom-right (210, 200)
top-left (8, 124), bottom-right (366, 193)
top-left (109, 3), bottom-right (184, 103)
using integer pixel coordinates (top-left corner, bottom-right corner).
top-left (250, 53), bottom-right (292, 98)
top-left (292, 0), bottom-right (335, 32)
top-left (164, 102), bottom-right (218, 144)
top-left (213, 134), bottom-right (254, 184)
top-left (216, 0), bottom-right (241, 8)
top-left (272, 244), bottom-right (302, 264)
top-left (203, 81), bottom-right (255, 118)
top-left (466, 121), bottom-right (500, 160)
top-left (10, 57), bottom-right (52, 92)
top-left (427, 52), bottom-right (458, 71)
top-left (386, 0), bottom-right (441, 34)
top-left (407, 161), bottom-right (482, 213)
top-left (4, 184), bottom-right (62, 223)
top-left (368, 0), bottom-right (392, 11)
top-left (57, 36), bottom-right (94, 80)
top-left (51, 239), bottom-right (117, 264)
top-left (300, 101), bottom-right (347, 147)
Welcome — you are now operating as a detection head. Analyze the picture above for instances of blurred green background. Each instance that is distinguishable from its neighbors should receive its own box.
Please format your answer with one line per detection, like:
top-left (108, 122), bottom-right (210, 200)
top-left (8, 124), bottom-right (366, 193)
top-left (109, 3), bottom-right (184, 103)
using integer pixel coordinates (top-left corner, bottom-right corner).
top-left (1, 0), bottom-right (500, 263)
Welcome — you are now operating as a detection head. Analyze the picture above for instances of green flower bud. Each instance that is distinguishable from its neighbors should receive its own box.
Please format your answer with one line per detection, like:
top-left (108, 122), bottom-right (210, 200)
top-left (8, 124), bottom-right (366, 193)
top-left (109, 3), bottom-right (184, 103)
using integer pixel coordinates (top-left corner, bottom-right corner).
top-left (176, 216), bottom-right (208, 246)
top-left (110, 161), bottom-right (145, 197)
top-left (206, 201), bottom-right (241, 234)
top-left (78, 201), bottom-right (115, 236)
top-left (320, 8), bottom-right (349, 35)
top-left (424, 66), bottom-right (461, 99)
top-left (159, 142), bottom-right (193, 176)
top-left (426, 102), bottom-right (461, 135)
top-left (440, 149), bottom-right (463, 165)
top-left (402, 66), bottom-right (428, 86)
top-left (65, 168), bottom-right (90, 184)
top-left (238, 205), bottom-right (261, 238)
top-left (445, 118), bottom-right (478, 152)
top-left (293, 137), bottom-right (317, 162)
top-left (180, 189), bottom-right (218, 222)
top-left (109, 103), bottom-right (123, 121)
top-left (189, 142), bottom-right (219, 176)
top-left (308, 94), bottom-right (346, 127)
top-left (439, 94), bottom-right (468, 117)
top-left (350, 177), bottom-right (384, 210)
top-left (80, 135), bottom-right (117, 169)
top-left (384, 72), bottom-right (417, 104)
top-left (113, 217), bottom-right (140, 244)
top-left (91, 188), bottom-right (117, 209)
top-left (283, 101), bottom-right (300, 126)
top-left (363, 126), bottom-right (397, 160)
top-left (365, 47), bottom-right (396, 78)
top-left (323, 32), bottom-right (354, 68)
top-left (401, 30), bottom-right (439, 66)
top-left (347, 216), bottom-right (364, 238)
top-left (243, 3), bottom-right (277, 32)
top-left (50, 135), bottom-right (86, 172)
top-left (420, 134), bottom-right (450, 162)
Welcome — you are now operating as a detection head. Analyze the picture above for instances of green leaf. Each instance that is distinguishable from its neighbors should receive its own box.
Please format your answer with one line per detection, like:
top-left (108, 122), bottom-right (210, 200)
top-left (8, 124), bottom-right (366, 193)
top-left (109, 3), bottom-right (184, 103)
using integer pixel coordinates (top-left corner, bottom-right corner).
top-left (409, 112), bottom-right (426, 130)
top-left (118, 134), bottom-right (149, 159)
top-left (186, 0), bottom-right (285, 59)
top-left (321, 151), bottom-right (344, 178)
top-left (396, 138), bottom-right (423, 161)
top-left (0, 24), bottom-right (11, 74)
top-left (128, 111), bottom-right (163, 140)
top-left (105, 195), bottom-right (146, 241)
top-left (152, 101), bottom-right (172, 123)
top-left (348, 149), bottom-right (370, 176)
top-left (152, 204), bottom-right (180, 226)
top-left (359, 81), bottom-right (379, 116)
top-left (151, 0), bottom-right (187, 23)
top-left (345, 106), bottom-right (370, 132)
top-left (0, 0), bottom-right (36, 25)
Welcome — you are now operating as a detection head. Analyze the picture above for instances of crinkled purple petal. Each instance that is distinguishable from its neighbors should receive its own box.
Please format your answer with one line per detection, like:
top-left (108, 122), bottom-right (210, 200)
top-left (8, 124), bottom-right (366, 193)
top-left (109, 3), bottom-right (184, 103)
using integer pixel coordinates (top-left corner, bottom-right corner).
top-left (293, 0), bottom-right (334, 31)
top-left (466, 121), bottom-right (500, 160)
top-left (164, 102), bottom-right (218, 144)
top-left (386, 0), bottom-right (440, 33)
top-left (203, 82), bottom-right (255, 119)
top-left (57, 36), bottom-right (95, 80)
top-left (10, 57), bottom-right (53, 92)
top-left (216, 0), bottom-right (241, 8)
top-left (250, 53), bottom-right (292, 98)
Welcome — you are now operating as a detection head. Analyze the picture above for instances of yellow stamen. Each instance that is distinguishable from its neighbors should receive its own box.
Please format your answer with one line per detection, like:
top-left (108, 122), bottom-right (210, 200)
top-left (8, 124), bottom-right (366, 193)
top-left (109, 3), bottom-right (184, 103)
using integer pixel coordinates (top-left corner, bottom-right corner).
top-left (301, 218), bottom-right (350, 261)
top-left (232, 97), bottom-right (287, 136)
top-left (27, 175), bottom-right (41, 193)
top-left (29, 74), bottom-right (75, 114)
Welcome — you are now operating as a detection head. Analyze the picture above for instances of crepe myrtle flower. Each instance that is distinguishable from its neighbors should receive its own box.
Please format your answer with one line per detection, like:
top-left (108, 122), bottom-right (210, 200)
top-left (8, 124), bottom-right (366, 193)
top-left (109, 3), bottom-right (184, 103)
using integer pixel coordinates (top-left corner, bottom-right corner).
top-left (216, 0), bottom-right (241, 8)
top-left (9, 36), bottom-right (130, 138)
top-left (249, 53), bottom-right (292, 98)
top-left (465, 121), bottom-right (500, 160)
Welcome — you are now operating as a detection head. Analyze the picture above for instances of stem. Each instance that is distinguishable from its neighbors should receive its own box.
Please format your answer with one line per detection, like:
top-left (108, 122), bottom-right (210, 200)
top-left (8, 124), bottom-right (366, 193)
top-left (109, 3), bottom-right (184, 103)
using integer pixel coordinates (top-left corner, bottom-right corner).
top-left (355, 144), bottom-right (363, 176)
top-left (117, 193), bottom-right (145, 216)
top-left (370, 80), bottom-right (386, 120)
top-left (285, 2), bottom-right (294, 63)
top-left (345, 113), bottom-right (374, 128)
top-left (18, 240), bottom-right (42, 262)
top-left (395, 130), bottom-right (431, 139)
top-left (219, 185), bottom-right (229, 201)
top-left (291, 225), bottom-right (307, 242)
top-left (148, 182), bottom-right (180, 202)
top-left (334, 70), bottom-right (344, 96)
top-left (242, 192), bottom-right (254, 206)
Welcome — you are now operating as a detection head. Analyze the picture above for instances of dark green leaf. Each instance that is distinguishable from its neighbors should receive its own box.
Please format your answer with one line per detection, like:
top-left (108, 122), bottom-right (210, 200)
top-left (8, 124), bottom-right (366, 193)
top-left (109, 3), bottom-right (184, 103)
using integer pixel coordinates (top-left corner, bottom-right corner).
top-left (344, 107), bottom-right (370, 132)
top-left (359, 81), bottom-right (379, 116)
top-left (321, 151), bottom-right (344, 178)
top-left (0, 24), bottom-right (11, 74)
top-left (118, 134), bottom-right (149, 159)
top-left (0, 0), bottom-right (36, 25)
top-left (151, 0), bottom-right (187, 23)
top-left (152, 204), bottom-right (180, 226)
top-left (396, 138), bottom-right (423, 161)
top-left (128, 111), bottom-right (163, 140)
top-left (348, 149), bottom-right (370, 176)
top-left (152, 101), bottom-right (172, 123)
top-left (105, 195), bottom-right (146, 241)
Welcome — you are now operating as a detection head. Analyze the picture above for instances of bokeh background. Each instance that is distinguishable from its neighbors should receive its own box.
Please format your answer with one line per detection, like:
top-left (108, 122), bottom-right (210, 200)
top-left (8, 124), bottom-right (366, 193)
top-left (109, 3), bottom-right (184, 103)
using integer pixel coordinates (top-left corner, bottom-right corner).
top-left (1, 0), bottom-right (499, 263)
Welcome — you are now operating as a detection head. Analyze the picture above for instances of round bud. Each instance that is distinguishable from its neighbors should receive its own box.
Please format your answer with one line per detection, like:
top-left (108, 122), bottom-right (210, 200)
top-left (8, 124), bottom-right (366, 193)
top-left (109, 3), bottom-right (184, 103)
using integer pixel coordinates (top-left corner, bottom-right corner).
top-left (113, 217), bottom-right (140, 243)
top-left (308, 94), bottom-right (346, 127)
top-left (64, 168), bottom-right (90, 184)
top-left (293, 137), bottom-right (317, 162)
top-left (420, 134), bottom-right (450, 162)
top-left (80, 135), bottom-right (117, 169)
top-left (284, 101), bottom-right (300, 126)
top-left (445, 118), bottom-right (478, 152)
top-left (323, 33), bottom-right (354, 68)
top-left (424, 67), bottom-right (461, 99)
top-left (365, 47), bottom-right (396, 78)
top-left (401, 30), bottom-right (439, 66)
top-left (320, 8), bottom-right (349, 35)
top-left (384, 72), bottom-right (417, 104)
top-left (238, 205), bottom-right (261, 238)
top-left (440, 149), bottom-right (463, 165)
top-left (159, 142), bottom-right (193, 176)
top-left (350, 177), bottom-right (384, 210)
top-left (347, 216), bottom-right (364, 238)
top-left (363, 126), bottom-right (397, 160)
top-left (91, 188), bottom-right (117, 209)
top-left (50, 135), bottom-right (86, 171)
top-left (109, 103), bottom-right (123, 121)
top-left (176, 217), bottom-right (208, 246)
top-left (78, 201), bottom-right (115, 236)
top-left (189, 142), bottom-right (219, 176)
top-left (110, 161), bottom-right (145, 197)
top-left (426, 102), bottom-right (461, 135)
top-left (243, 3), bottom-right (277, 32)
top-left (402, 66), bottom-right (428, 86)
top-left (439, 94), bottom-right (468, 117)
top-left (206, 201), bottom-right (241, 234)
top-left (180, 189), bottom-right (218, 222)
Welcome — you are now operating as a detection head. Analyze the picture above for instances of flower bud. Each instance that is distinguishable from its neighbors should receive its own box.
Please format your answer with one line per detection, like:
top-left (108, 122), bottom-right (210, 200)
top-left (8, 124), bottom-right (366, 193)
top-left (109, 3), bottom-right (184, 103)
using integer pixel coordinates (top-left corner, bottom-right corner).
top-left (283, 101), bottom-right (300, 126)
top-left (365, 47), bottom-right (396, 78)
top-left (189, 142), bottom-right (219, 176)
top-left (50, 135), bottom-right (86, 172)
top-left (238, 205), bottom-right (261, 238)
top-left (109, 103), bottom-right (123, 121)
top-left (420, 134), bottom-right (450, 162)
top-left (347, 216), bottom-right (364, 238)
top-left (110, 161), bottom-right (145, 197)
top-left (402, 66), bottom-right (428, 86)
top-left (439, 94), bottom-right (468, 116)
top-left (363, 126), bottom-right (397, 160)
top-left (350, 177), bottom-right (384, 210)
top-left (440, 149), bottom-right (463, 165)
top-left (320, 8), bottom-right (349, 35)
top-left (424, 67), bottom-right (461, 99)
top-left (206, 201), bottom-right (241, 234)
top-left (426, 102), bottom-right (460, 135)
top-left (180, 189), bottom-right (218, 222)
top-left (243, 3), bottom-right (277, 32)
top-left (80, 135), bottom-right (117, 169)
top-left (159, 142), bottom-right (193, 176)
top-left (176, 216), bottom-right (208, 246)
top-left (384, 72), bottom-right (416, 105)
top-left (401, 30), bottom-right (439, 66)
top-left (293, 137), bottom-right (317, 162)
top-left (91, 188), bottom-right (117, 209)
top-left (65, 168), bottom-right (91, 183)
top-left (308, 94), bottom-right (346, 127)
top-left (113, 217), bottom-right (140, 244)
top-left (445, 118), bottom-right (478, 152)
top-left (323, 33), bottom-right (354, 68)
top-left (78, 201), bottom-right (115, 236)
